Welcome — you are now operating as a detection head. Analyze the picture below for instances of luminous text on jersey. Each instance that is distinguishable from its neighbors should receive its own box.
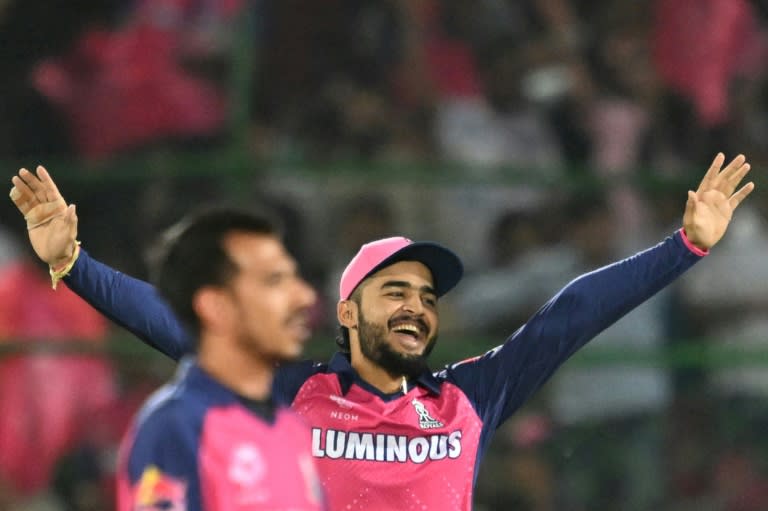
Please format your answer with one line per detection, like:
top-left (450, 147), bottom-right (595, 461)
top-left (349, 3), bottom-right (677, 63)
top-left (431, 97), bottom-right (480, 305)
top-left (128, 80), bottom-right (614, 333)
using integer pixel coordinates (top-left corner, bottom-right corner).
top-left (311, 428), bottom-right (462, 463)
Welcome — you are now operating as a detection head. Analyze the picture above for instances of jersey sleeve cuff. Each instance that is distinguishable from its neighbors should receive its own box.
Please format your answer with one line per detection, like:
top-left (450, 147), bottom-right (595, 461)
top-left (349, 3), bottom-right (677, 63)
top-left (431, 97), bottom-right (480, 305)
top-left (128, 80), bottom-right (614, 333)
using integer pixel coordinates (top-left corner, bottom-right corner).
top-left (679, 228), bottom-right (709, 257)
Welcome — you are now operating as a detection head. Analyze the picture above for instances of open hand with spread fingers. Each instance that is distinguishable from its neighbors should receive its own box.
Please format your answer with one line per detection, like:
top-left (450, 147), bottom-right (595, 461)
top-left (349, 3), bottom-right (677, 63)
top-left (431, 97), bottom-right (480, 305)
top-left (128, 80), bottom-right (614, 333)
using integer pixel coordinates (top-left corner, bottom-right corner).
top-left (9, 165), bottom-right (79, 267)
top-left (683, 153), bottom-right (755, 251)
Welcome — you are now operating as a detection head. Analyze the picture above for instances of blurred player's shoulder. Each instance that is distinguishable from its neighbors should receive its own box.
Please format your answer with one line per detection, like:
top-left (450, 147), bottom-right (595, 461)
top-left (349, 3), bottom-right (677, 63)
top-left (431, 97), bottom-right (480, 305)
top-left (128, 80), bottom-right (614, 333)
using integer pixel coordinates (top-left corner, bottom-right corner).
top-left (273, 358), bottom-right (332, 403)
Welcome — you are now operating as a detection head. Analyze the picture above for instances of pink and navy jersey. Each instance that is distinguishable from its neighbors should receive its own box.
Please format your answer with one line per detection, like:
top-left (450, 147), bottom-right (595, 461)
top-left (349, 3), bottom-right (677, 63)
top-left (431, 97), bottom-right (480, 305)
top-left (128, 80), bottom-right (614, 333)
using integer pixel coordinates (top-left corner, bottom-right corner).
top-left (117, 360), bottom-right (325, 511)
top-left (67, 230), bottom-right (705, 510)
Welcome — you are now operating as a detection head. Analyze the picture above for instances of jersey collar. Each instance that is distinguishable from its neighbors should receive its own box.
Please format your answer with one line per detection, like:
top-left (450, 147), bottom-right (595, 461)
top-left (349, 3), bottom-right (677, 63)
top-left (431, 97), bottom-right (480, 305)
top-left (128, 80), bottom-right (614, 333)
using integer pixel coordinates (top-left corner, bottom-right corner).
top-left (328, 352), bottom-right (442, 397)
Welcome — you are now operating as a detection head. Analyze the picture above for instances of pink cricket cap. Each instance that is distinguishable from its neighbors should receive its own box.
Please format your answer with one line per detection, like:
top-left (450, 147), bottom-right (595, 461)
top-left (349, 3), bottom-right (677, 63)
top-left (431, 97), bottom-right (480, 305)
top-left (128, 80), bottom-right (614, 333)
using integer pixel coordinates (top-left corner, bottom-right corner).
top-left (339, 236), bottom-right (464, 300)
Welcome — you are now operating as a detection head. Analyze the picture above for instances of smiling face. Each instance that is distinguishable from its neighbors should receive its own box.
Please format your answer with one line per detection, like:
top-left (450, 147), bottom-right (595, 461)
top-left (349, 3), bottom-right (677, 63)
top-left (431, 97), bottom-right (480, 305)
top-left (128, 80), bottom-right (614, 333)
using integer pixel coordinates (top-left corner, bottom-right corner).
top-left (341, 260), bottom-right (440, 377)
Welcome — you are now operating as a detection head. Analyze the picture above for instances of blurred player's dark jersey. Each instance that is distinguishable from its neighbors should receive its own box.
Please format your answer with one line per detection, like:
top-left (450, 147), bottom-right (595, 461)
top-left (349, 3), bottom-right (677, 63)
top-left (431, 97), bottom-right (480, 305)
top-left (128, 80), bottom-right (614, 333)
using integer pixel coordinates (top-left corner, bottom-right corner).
top-left (117, 360), bottom-right (325, 511)
top-left (68, 230), bottom-right (704, 510)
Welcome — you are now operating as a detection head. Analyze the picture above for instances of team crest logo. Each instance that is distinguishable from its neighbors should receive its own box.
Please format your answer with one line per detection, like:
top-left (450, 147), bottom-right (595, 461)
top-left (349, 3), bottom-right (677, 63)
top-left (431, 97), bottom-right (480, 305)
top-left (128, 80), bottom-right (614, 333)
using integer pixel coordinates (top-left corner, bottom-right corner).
top-left (133, 465), bottom-right (186, 511)
top-left (411, 399), bottom-right (444, 429)
top-left (228, 443), bottom-right (271, 505)
top-left (229, 443), bottom-right (267, 487)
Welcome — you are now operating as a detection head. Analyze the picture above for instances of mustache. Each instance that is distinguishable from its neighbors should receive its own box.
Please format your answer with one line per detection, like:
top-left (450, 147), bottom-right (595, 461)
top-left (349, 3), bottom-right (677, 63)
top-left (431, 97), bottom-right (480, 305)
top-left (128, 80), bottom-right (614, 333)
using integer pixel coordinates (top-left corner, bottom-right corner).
top-left (286, 306), bottom-right (313, 323)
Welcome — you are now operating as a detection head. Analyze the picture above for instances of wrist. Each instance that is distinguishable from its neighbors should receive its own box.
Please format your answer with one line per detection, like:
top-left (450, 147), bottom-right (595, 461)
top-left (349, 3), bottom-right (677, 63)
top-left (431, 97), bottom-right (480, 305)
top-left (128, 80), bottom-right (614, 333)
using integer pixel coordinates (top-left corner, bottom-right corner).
top-left (50, 240), bottom-right (78, 271)
top-left (49, 241), bottom-right (81, 289)
top-left (680, 228), bottom-right (709, 256)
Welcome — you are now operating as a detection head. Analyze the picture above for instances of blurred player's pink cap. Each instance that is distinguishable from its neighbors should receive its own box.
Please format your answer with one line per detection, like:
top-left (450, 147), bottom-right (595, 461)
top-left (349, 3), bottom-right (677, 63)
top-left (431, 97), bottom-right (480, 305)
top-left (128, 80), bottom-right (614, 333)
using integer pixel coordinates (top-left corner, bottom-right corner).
top-left (339, 236), bottom-right (463, 300)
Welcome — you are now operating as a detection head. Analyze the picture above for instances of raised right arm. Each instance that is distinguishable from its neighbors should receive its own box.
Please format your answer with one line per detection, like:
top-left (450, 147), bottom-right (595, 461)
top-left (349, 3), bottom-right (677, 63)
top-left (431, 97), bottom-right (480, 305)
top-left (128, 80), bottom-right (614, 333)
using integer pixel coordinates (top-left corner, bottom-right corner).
top-left (10, 165), bottom-right (191, 361)
top-left (65, 248), bottom-right (191, 360)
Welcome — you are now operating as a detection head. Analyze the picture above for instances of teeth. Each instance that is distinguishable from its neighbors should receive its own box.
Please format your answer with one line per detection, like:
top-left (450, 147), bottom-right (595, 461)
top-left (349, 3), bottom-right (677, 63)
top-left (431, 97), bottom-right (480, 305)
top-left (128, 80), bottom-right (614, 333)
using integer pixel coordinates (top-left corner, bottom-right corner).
top-left (393, 324), bottom-right (420, 335)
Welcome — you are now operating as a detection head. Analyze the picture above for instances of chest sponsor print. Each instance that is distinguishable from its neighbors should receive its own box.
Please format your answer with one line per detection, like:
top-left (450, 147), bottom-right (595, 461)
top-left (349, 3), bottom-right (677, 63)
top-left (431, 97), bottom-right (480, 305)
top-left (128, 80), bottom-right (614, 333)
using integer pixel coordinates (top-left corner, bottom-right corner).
top-left (311, 428), bottom-right (462, 463)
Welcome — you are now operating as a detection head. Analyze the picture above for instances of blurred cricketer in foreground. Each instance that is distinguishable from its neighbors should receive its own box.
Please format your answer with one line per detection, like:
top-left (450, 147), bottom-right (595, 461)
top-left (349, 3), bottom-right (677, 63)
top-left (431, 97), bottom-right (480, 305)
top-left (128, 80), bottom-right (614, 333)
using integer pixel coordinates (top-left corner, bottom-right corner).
top-left (10, 153), bottom-right (754, 510)
top-left (110, 207), bottom-right (325, 510)
top-left (10, 186), bottom-right (325, 509)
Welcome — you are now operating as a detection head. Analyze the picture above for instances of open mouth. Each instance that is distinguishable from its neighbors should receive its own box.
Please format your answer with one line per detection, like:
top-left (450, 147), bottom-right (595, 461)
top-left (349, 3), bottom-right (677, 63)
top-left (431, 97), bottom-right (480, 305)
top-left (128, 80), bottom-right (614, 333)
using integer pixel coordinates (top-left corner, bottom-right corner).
top-left (391, 323), bottom-right (421, 337)
top-left (287, 312), bottom-right (312, 342)
top-left (389, 320), bottom-right (427, 349)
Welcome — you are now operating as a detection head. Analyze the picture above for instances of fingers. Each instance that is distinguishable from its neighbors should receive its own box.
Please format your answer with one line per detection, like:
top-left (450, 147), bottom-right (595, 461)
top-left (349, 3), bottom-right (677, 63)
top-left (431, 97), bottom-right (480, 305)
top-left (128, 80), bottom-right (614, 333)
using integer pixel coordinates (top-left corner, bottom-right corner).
top-left (720, 159), bottom-right (751, 196)
top-left (66, 203), bottom-right (76, 219)
top-left (17, 167), bottom-right (48, 203)
top-left (11, 172), bottom-right (35, 198)
top-left (721, 154), bottom-right (747, 174)
top-left (697, 153), bottom-right (752, 197)
top-left (14, 165), bottom-right (64, 204)
top-left (717, 153), bottom-right (748, 180)
top-left (9, 184), bottom-right (25, 209)
top-left (10, 165), bottom-right (65, 218)
top-left (10, 172), bottom-right (38, 215)
top-left (697, 153), bottom-right (725, 192)
top-left (686, 190), bottom-right (698, 214)
top-left (36, 165), bottom-right (64, 202)
top-left (707, 152), bottom-right (726, 178)
top-left (728, 181), bottom-right (756, 211)
top-left (66, 203), bottom-right (78, 235)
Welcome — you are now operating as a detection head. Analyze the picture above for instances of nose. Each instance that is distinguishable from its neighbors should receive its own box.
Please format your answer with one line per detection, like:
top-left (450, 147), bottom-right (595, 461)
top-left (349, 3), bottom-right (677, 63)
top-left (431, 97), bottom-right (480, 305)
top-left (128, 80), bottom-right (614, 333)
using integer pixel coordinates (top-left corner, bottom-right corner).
top-left (402, 293), bottom-right (424, 314)
top-left (296, 278), bottom-right (318, 308)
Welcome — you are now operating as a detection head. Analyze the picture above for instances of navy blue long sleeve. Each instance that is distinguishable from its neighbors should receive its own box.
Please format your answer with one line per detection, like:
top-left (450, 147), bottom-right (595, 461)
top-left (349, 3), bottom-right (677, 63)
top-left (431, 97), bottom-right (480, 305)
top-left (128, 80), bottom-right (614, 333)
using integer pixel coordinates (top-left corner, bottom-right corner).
top-left (65, 248), bottom-right (192, 360)
top-left (66, 231), bottom-right (702, 413)
top-left (440, 230), bottom-right (702, 433)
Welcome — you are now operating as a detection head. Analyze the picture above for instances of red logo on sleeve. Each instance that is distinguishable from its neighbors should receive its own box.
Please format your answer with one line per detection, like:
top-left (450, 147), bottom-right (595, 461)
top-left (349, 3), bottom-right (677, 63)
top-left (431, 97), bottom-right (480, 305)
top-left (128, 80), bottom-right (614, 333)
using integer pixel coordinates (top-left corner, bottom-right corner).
top-left (133, 466), bottom-right (186, 511)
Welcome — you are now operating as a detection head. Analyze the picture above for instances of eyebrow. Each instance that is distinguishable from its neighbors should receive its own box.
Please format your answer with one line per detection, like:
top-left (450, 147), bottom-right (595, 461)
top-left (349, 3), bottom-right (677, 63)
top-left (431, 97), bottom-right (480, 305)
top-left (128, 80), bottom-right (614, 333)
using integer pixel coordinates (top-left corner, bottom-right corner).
top-left (380, 280), bottom-right (436, 296)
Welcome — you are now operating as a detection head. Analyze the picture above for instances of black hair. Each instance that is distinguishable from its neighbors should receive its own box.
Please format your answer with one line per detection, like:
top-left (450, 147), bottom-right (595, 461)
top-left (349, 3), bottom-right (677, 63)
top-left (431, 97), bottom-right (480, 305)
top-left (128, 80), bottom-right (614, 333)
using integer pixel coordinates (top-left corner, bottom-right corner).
top-left (150, 206), bottom-right (282, 345)
top-left (336, 325), bottom-right (351, 353)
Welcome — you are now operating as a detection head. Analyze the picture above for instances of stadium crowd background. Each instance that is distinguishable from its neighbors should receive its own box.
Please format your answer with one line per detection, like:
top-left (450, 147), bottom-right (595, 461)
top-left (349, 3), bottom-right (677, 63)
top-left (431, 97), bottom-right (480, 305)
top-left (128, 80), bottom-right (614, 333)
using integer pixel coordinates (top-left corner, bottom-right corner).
top-left (2, 0), bottom-right (768, 509)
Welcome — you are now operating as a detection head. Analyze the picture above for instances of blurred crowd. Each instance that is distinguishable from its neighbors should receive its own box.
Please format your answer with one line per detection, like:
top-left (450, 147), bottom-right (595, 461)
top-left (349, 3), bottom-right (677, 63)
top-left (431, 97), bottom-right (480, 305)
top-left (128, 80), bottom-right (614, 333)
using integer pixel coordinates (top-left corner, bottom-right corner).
top-left (2, 0), bottom-right (768, 170)
top-left (3, 0), bottom-right (768, 510)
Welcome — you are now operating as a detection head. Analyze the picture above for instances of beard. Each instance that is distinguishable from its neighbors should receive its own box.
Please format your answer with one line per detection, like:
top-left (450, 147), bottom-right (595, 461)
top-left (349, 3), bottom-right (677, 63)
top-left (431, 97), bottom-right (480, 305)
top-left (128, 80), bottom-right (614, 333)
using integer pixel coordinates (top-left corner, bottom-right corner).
top-left (356, 310), bottom-right (437, 379)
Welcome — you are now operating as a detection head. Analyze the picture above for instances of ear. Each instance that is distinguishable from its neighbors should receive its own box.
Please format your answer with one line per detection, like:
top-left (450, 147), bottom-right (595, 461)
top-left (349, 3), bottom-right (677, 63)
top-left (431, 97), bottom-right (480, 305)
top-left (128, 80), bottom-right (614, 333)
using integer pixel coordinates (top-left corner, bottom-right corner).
top-left (193, 287), bottom-right (230, 332)
top-left (337, 299), bottom-right (358, 328)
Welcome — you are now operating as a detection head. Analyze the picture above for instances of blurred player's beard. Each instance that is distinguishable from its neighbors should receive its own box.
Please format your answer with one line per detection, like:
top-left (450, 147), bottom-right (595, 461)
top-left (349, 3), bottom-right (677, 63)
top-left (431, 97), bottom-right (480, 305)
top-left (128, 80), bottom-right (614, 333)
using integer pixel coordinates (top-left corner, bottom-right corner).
top-left (357, 310), bottom-right (437, 378)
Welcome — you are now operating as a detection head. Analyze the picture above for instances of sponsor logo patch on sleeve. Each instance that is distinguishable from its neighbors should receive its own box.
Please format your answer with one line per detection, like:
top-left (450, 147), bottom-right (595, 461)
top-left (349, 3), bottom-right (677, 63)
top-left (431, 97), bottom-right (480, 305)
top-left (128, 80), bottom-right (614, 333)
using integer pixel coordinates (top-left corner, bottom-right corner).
top-left (133, 465), bottom-right (187, 511)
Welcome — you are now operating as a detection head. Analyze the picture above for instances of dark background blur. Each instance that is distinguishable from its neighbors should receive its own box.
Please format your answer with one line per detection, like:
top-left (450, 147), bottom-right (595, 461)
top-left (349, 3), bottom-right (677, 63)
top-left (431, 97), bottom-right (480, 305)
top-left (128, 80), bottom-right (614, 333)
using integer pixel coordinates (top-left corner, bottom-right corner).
top-left (3, 1), bottom-right (768, 509)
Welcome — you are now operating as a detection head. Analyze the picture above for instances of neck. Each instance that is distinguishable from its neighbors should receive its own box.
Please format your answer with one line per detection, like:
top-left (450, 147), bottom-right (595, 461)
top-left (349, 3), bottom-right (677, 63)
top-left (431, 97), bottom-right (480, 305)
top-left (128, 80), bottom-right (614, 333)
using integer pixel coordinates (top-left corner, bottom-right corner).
top-left (197, 333), bottom-right (274, 401)
top-left (349, 345), bottom-right (407, 394)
